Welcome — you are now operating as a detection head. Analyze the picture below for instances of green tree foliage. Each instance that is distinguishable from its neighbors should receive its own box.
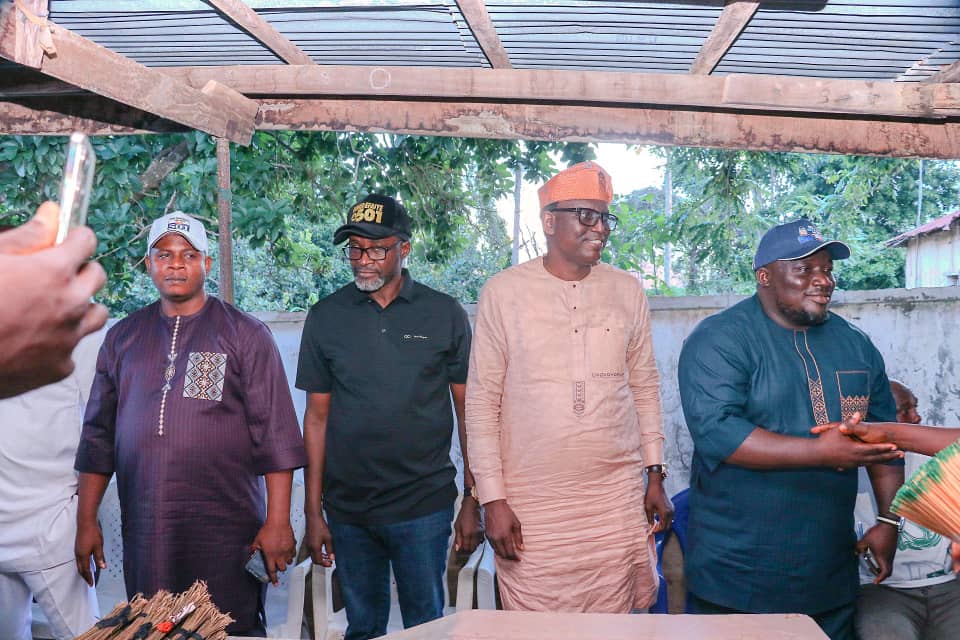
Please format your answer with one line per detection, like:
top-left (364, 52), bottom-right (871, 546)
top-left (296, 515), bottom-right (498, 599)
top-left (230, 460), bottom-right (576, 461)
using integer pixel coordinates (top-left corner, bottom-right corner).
top-left (4, 134), bottom-right (952, 306)
top-left (607, 147), bottom-right (960, 294)
top-left (0, 132), bottom-right (589, 313)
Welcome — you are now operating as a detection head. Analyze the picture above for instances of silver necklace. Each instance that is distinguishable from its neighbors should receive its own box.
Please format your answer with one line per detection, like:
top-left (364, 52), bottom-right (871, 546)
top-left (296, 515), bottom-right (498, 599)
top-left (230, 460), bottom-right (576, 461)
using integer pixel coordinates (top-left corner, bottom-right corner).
top-left (158, 315), bottom-right (181, 436)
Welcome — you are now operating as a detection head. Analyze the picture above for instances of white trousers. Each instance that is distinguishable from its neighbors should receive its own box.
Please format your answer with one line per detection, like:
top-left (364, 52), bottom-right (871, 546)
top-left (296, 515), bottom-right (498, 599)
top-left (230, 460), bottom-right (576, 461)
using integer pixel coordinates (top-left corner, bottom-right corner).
top-left (0, 559), bottom-right (98, 640)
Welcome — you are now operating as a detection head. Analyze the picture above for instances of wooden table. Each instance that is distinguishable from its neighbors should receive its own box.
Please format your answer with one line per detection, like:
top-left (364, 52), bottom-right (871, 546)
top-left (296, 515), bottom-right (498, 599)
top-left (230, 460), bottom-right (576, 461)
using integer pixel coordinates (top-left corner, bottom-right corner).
top-left (380, 609), bottom-right (829, 639)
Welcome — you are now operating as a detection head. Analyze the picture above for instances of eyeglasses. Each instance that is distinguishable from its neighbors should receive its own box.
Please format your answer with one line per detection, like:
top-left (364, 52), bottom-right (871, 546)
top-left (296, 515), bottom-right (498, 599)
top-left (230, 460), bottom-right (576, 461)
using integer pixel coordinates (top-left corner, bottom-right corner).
top-left (342, 241), bottom-right (402, 261)
top-left (550, 207), bottom-right (619, 231)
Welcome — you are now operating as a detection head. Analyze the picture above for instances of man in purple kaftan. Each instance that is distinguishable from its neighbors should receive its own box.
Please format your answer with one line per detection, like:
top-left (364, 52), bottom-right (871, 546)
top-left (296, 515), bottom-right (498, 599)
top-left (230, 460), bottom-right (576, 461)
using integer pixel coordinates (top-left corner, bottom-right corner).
top-left (75, 212), bottom-right (306, 635)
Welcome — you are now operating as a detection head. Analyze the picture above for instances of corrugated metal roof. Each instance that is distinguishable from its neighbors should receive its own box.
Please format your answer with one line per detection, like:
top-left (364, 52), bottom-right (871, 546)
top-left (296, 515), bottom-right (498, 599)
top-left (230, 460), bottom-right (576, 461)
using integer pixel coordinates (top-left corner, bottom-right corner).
top-left (48, 1), bottom-right (487, 68)
top-left (484, 1), bottom-right (723, 72)
top-left (718, 0), bottom-right (960, 81)
top-left (887, 209), bottom-right (960, 247)
top-left (41, 1), bottom-right (959, 77)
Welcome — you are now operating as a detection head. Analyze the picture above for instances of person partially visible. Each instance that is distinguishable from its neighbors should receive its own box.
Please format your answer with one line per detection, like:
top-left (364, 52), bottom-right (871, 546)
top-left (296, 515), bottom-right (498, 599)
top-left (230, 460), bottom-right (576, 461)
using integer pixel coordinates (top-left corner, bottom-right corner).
top-left (74, 212), bottom-right (306, 636)
top-left (0, 202), bottom-right (107, 398)
top-left (297, 195), bottom-right (480, 640)
top-left (853, 380), bottom-right (960, 640)
top-left (0, 327), bottom-right (105, 640)
top-left (466, 161), bottom-right (672, 613)
top-left (678, 219), bottom-right (904, 640)
top-left (822, 415), bottom-right (960, 458)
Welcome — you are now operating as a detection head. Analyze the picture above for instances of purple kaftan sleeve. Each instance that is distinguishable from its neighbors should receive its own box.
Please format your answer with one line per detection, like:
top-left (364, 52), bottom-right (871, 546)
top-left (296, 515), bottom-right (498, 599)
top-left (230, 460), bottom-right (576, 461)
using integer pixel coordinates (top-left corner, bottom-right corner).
top-left (240, 321), bottom-right (307, 475)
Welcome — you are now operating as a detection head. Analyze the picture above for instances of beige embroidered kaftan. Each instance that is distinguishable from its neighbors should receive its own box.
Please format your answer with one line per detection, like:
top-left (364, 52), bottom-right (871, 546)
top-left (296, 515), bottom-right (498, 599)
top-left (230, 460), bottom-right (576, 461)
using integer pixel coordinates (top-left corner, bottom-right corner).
top-left (465, 257), bottom-right (664, 612)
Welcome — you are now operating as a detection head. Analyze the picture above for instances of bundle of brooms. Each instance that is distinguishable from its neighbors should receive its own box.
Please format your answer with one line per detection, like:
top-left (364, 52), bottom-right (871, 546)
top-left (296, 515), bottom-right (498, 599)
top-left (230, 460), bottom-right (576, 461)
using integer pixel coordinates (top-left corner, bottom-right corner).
top-left (75, 580), bottom-right (233, 640)
top-left (891, 439), bottom-right (960, 544)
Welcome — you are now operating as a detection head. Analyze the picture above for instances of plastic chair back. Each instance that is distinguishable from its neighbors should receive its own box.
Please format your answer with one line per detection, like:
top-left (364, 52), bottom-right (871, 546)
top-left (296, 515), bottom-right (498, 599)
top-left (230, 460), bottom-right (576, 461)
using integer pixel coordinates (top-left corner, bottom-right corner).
top-left (651, 488), bottom-right (690, 614)
top-left (265, 480), bottom-right (309, 638)
top-left (96, 480), bottom-right (128, 614)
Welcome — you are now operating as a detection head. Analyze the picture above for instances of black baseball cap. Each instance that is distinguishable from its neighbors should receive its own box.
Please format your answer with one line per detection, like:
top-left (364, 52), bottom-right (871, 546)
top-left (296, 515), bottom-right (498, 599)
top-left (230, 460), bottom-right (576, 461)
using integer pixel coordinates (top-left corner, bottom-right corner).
top-left (333, 194), bottom-right (412, 245)
top-left (753, 219), bottom-right (850, 271)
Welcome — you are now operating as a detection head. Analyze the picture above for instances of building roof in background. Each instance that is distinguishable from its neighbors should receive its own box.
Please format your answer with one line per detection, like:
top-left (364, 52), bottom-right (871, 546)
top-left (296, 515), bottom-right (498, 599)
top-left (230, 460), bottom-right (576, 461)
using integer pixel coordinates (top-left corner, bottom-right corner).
top-left (886, 209), bottom-right (960, 247)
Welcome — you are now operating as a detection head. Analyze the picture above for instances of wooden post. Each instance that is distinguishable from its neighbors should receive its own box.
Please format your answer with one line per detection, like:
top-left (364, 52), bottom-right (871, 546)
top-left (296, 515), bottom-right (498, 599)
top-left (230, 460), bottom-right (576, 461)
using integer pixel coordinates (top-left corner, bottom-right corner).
top-left (216, 137), bottom-right (234, 304)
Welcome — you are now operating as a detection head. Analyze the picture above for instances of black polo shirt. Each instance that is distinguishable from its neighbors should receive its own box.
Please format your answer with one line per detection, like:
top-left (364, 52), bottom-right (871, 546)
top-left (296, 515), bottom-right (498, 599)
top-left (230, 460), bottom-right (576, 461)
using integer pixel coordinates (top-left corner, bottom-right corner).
top-left (296, 270), bottom-right (471, 525)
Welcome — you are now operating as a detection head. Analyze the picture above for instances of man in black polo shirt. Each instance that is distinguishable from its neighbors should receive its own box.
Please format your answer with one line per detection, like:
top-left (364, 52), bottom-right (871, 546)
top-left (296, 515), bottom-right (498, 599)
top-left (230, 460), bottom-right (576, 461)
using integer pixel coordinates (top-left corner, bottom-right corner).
top-left (296, 194), bottom-right (482, 640)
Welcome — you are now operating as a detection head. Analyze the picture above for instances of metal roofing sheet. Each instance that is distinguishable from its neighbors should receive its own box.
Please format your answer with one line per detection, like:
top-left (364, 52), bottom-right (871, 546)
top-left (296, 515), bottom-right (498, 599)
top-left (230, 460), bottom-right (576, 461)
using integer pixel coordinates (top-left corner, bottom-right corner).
top-left (717, 0), bottom-right (960, 81)
top-left (48, 1), bottom-right (487, 67)
top-left (34, 0), bottom-right (960, 77)
top-left (887, 209), bottom-right (960, 246)
top-left (485, 1), bottom-right (723, 72)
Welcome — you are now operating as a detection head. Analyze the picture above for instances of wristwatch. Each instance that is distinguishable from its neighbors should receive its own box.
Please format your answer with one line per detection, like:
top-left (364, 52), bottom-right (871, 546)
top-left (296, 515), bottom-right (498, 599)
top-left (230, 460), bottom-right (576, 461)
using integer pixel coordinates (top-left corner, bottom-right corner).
top-left (876, 514), bottom-right (905, 531)
top-left (464, 485), bottom-right (479, 501)
top-left (644, 464), bottom-right (668, 480)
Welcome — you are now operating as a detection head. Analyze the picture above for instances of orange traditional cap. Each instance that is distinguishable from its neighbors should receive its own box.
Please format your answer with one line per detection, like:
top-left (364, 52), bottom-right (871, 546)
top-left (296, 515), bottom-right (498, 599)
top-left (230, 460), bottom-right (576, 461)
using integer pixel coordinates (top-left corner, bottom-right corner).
top-left (537, 161), bottom-right (614, 210)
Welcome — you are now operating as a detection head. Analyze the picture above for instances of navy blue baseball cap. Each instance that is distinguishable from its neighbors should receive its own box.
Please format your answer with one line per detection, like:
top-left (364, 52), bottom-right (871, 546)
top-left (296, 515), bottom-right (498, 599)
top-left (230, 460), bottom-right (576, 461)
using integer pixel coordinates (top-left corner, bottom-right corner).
top-left (753, 219), bottom-right (850, 270)
top-left (333, 194), bottom-right (412, 245)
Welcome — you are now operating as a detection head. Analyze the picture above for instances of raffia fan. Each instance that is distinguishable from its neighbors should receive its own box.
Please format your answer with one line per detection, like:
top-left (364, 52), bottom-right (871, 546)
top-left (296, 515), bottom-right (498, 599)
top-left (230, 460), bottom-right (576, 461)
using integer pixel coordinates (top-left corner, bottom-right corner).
top-left (75, 580), bottom-right (233, 640)
top-left (891, 440), bottom-right (960, 542)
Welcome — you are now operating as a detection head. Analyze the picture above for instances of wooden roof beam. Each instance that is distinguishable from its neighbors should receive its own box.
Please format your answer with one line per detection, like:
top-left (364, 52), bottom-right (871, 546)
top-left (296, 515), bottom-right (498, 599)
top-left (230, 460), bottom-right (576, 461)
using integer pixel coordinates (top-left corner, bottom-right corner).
top-left (5, 95), bottom-right (960, 160)
top-left (0, 96), bottom-right (189, 136)
top-left (160, 65), bottom-right (960, 119)
top-left (690, 0), bottom-right (760, 75)
top-left (0, 67), bottom-right (78, 97)
top-left (204, 0), bottom-right (314, 65)
top-left (8, 61), bottom-right (960, 119)
top-left (0, 2), bottom-right (258, 144)
top-left (4, 0), bottom-right (48, 69)
top-left (454, 0), bottom-right (511, 69)
top-left (257, 100), bottom-right (960, 159)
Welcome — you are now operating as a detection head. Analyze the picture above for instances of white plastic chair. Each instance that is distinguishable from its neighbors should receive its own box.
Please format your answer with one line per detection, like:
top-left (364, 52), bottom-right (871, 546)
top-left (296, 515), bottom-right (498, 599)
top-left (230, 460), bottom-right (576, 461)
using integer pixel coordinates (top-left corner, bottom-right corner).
top-left (95, 479), bottom-right (128, 614)
top-left (474, 540), bottom-right (497, 610)
top-left (454, 541), bottom-right (486, 612)
top-left (311, 562), bottom-right (345, 640)
top-left (264, 481), bottom-right (310, 638)
top-left (311, 516), bottom-right (464, 640)
top-left (310, 561), bottom-right (406, 640)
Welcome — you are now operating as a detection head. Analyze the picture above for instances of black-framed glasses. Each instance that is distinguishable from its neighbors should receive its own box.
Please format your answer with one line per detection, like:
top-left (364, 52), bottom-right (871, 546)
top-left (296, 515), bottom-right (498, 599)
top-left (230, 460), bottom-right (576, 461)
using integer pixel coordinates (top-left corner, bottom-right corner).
top-left (550, 207), bottom-right (619, 231)
top-left (342, 241), bottom-right (402, 261)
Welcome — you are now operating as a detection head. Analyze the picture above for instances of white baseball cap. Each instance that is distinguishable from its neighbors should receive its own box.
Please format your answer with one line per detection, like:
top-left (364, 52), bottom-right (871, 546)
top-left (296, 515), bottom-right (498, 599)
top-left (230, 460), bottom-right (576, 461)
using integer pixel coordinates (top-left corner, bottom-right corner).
top-left (146, 212), bottom-right (209, 254)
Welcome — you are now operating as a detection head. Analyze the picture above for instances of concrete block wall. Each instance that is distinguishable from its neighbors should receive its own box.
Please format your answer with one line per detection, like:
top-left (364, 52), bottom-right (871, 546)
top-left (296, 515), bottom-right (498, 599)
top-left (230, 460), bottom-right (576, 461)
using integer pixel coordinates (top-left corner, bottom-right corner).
top-left (258, 287), bottom-right (960, 496)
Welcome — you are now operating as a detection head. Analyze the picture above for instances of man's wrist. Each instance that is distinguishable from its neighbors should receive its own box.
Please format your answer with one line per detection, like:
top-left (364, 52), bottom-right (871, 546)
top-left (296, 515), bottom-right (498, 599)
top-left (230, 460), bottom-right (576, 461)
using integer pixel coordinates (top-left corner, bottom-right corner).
top-left (644, 463), bottom-right (668, 480)
top-left (876, 513), bottom-right (904, 530)
top-left (77, 514), bottom-right (99, 526)
top-left (264, 515), bottom-right (291, 527)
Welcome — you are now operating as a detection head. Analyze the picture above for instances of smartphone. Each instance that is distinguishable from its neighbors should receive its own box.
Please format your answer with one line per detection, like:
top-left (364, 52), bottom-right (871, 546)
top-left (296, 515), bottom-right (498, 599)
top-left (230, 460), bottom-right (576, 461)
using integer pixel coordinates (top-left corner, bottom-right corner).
top-left (244, 550), bottom-right (271, 583)
top-left (56, 132), bottom-right (96, 245)
top-left (861, 549), bottom-right (881, 576)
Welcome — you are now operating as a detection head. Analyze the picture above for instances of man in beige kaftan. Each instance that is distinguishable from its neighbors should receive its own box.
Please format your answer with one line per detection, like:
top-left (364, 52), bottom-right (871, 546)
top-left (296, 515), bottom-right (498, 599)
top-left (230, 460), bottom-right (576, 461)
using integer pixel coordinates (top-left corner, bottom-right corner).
top-left (465, 161), bottom-right (672, 613)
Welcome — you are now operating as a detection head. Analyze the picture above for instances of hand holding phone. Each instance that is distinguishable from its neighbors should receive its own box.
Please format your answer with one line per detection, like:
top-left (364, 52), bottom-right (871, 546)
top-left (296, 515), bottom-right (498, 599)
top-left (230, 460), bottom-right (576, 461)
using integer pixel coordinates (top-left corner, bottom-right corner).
top-left (244, 550), bottom-right (271, 584)
top-left (56, 133), bottom-right (95, 245)
top-left (861, 549), bottom-right (881, 576)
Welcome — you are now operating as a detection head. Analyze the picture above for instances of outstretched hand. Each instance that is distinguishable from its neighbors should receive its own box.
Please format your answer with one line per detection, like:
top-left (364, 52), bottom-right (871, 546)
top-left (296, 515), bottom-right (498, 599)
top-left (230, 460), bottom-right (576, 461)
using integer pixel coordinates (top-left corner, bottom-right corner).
top-left (809, 417), bottom-right (901, 470)
top-left (811, 412), bottom-right (892, 446)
